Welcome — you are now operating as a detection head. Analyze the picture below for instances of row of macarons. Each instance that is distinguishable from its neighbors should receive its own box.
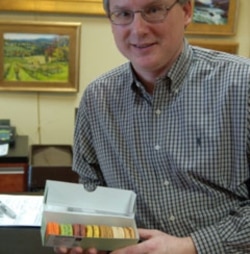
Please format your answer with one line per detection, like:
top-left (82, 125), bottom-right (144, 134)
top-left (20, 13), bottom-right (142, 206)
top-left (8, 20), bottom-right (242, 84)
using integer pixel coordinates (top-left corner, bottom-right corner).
top-left (46, 222), bottom-right (136, 239)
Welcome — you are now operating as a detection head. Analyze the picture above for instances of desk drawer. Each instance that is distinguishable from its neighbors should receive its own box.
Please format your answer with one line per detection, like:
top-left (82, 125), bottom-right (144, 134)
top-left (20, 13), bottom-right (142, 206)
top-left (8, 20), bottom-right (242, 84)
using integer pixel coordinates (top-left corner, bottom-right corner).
top-left (0, 166), bottom-right (24, 174)
top-left (0, 163), bottom-right (28, 192)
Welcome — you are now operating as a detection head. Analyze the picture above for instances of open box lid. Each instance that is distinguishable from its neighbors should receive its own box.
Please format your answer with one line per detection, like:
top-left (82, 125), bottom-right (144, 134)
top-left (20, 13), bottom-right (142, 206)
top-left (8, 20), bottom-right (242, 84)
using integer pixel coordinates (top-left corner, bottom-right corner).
top-left (43, 180), bottom-right (136, 218)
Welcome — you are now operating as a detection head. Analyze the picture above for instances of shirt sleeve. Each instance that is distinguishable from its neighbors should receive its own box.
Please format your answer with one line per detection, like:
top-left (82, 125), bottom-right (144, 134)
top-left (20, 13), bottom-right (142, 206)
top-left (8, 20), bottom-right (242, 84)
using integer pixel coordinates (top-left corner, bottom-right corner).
top-left (190, 84), bottom-right (250, 254)
top-left (191, 204), bottom-right (250, 253)
top-left (247, 86), bottom-right (250, 156)
top-left (72, 93), bottom-right (106, 191)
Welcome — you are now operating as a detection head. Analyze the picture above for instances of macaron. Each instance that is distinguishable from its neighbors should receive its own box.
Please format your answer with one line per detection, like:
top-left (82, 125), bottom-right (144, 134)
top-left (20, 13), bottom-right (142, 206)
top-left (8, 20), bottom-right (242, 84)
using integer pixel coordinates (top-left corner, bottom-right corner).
top-left (73, 224), bottom-right (86, 237)
top-left (46, 223), bottom-right (136, 240)
top-left (123, 227), bottom-right (131, 239)
top-left (93, 225), bottom-right (100, 238)
top-left (126, 227), bottom-right (135, 239)
top-left (86, 225), bottom-right (93, 237)
top-left (60, 224), bottom-right (73, 236)
top-left (46, 222), bottom-right (60, 236)
top-left (99, 225), bottom-right (113, 238)
top-left (112, 226), bottom-right (125, 239)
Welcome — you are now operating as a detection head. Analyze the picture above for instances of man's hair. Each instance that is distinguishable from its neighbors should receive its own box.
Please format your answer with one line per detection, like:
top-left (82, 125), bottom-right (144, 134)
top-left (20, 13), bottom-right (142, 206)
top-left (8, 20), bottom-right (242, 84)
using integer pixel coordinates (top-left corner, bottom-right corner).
top-left (103, 0), bottom-right (190, 13)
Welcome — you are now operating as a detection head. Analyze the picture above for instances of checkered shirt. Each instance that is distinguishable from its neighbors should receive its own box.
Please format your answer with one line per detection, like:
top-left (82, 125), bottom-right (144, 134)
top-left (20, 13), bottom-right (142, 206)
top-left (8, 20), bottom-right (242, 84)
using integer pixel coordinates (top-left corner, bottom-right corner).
top-left (73, 40), bottom-right (250, 253)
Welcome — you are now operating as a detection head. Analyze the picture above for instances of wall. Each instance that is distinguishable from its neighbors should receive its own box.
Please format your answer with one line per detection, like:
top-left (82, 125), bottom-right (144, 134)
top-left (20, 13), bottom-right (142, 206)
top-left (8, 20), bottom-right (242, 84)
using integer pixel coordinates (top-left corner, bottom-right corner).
top-left (0, 0), bottom-right (249, 146)
top-left (0, 14), bottom-right (126, 145)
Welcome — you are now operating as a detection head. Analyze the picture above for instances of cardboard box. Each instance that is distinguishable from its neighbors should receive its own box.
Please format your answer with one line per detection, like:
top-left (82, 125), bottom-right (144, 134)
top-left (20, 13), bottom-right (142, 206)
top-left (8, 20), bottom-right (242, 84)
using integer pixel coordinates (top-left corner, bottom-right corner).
top-left (29, 145), bottom-right (79, 191)
top-left (41, 180), bottom-right (139, 251)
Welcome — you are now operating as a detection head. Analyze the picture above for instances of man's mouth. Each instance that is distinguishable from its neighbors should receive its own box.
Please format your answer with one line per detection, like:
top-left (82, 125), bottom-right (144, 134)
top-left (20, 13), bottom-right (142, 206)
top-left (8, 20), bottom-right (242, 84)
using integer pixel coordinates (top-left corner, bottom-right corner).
top-left (133, 43), bottom-right (154, 49)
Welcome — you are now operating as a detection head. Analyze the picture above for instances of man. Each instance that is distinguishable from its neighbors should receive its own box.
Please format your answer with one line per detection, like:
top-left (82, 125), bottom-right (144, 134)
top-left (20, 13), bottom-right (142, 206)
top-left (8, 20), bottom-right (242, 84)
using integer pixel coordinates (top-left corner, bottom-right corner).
top-left (56, 0), bottom-right (250, 253)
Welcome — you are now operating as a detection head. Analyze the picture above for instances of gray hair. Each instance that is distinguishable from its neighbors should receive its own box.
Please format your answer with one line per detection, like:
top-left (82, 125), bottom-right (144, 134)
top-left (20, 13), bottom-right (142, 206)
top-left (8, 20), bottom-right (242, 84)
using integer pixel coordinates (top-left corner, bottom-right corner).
top-left (103, 0), bottom-right (190, 13)
top-left (103, 0), bottom-right (109, 13)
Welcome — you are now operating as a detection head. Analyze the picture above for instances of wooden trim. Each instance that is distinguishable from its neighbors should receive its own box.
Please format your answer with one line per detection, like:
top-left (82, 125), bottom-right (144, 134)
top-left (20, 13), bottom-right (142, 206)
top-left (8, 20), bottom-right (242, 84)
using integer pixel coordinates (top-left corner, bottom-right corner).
top-left (0, 0), bottom-right (105, 15)
top-left (188, 39), bottom-right (239, 54)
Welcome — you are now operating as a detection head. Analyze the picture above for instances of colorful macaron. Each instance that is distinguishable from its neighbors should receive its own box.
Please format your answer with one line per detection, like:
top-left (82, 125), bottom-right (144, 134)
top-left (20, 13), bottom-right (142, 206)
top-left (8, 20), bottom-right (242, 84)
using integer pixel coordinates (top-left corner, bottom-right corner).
top-left (99, 224), bottom-right (113, 238)
top-left (125, 226), bottom-right (136, 239)
top-left (73, 224), bottom-right (86, 237)
top-left (60, 224), bottom-right (73, 236)
top-left (46, 222), bottom-right (60, 236)
top-left (112, 226), bottom-right (125, 239)
top-left (86, 225), bottom-right (93, 237)
top-left (46, 222), bottom-right (136, 239)
top-left (93, 225), bottom-right (100, 238)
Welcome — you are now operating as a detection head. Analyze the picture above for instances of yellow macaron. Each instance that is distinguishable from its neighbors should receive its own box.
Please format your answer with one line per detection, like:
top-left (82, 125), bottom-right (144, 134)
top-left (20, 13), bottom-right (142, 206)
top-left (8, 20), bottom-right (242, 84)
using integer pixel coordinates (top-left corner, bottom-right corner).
top-left (86, 225), bottom-right (93, 237)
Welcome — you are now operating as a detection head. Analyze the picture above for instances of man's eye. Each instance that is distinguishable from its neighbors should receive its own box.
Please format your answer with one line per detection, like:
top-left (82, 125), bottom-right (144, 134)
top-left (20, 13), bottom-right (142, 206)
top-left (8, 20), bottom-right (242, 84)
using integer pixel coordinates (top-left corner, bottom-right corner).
top-left (146, 6), bottom-right (164, 15)
top-left (115, 10), bottom-right (132, 18)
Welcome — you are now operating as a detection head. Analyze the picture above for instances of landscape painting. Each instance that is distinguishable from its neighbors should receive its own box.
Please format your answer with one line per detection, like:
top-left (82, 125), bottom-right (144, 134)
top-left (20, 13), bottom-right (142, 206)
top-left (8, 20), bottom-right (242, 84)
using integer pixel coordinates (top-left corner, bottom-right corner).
top-left (185, 0), bottom-right (238, 35)
top-left (4, 33), bottom-right (70, 83)
top-left (0, 21), bottom-right (81, 92)
top-left (192, 0), bottom-right (230, 25)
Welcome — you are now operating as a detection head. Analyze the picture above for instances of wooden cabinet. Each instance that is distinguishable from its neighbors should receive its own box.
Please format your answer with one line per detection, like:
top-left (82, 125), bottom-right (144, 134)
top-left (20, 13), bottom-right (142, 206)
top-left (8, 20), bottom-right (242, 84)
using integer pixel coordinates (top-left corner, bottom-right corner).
top-left (0, 136), bottom-right (28, 192)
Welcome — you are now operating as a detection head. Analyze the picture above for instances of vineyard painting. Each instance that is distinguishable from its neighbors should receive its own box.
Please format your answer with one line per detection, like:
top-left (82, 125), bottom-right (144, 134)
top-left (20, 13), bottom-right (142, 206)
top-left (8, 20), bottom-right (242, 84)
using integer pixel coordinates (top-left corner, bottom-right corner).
top-left (4, 33), bottom-right (69, 83)
top-left (0, 21), bottom-right (81, 92)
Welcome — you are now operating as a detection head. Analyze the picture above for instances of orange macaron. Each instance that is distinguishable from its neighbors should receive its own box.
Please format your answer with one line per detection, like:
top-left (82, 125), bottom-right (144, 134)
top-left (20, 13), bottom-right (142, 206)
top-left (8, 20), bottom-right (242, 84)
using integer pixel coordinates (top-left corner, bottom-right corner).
top-left (99, 225), bottom-right (113, 238)
top-left (46, 222), bottom-right (60, 236)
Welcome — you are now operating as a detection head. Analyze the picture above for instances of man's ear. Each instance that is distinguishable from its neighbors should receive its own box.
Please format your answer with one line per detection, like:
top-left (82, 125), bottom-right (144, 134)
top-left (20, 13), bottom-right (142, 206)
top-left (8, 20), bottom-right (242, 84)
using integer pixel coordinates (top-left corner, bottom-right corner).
top-left (183, 0), bottom-right (193, 28)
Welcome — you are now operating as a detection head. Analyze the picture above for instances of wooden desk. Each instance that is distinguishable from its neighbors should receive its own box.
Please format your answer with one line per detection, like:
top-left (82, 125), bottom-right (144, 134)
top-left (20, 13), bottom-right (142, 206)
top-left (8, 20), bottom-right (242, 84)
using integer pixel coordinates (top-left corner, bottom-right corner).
top-left (0, 136), bottom-right (29, 192)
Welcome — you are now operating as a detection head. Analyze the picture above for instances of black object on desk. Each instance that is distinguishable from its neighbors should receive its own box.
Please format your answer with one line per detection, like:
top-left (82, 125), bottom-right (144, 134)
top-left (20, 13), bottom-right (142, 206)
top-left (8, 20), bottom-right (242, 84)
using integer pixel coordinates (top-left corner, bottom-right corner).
top-left (0, 119), bottom-right (16, 146)
top-left (0, 135), bottom-right (28, 163)
top-left (0, 226), bottom-right (54, 254)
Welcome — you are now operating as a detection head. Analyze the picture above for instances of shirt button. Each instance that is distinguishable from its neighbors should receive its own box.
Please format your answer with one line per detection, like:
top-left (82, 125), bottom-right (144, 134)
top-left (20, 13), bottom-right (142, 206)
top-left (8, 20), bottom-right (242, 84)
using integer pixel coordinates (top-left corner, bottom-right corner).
top-left (164, 180), bottom-right (170, 186)
top-left (169, 215), bottom-right (175, 222)
top-left (155, 109), bottom-right (161, 115)
top-left (154, 145), bottom-right (161, 150)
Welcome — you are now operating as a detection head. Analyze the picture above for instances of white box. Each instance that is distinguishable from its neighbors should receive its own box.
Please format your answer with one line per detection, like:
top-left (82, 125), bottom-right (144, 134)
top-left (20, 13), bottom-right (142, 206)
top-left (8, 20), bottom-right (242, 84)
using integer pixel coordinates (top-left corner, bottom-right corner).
top-left (41, 180), bottom-right (139, 251)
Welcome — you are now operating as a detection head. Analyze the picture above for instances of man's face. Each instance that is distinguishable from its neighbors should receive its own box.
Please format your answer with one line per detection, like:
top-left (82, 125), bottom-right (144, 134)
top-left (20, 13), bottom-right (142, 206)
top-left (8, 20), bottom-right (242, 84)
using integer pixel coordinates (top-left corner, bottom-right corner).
top-left (109, 0), bottom-right (192, 76)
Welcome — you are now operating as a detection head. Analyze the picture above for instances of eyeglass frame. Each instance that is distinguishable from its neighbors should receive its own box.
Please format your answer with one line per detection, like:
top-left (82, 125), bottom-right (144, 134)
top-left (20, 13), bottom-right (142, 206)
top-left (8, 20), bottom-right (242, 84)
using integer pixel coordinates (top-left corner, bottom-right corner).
top-left (108, 0), bottom-right (179, 26)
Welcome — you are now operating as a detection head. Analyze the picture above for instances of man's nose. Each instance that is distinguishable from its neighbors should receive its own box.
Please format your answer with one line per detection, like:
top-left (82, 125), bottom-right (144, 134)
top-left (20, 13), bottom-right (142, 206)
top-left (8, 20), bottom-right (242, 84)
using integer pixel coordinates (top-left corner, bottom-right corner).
top-left (132, 11), bottom-right (148, 26)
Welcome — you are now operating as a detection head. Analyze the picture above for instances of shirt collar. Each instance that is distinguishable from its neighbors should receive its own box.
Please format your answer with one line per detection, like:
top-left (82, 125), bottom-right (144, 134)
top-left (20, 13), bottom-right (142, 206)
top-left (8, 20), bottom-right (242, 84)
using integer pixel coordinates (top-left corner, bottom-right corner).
top-left (130, 39), bottom-right (193, 95)
top-left (166, 39), bottom-right (193, 94)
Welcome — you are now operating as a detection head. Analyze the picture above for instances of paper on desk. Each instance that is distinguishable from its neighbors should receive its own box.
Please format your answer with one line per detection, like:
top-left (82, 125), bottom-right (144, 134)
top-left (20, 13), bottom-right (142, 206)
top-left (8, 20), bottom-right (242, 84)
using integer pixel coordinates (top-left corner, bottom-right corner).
top-left (0, 194), bottom-right (43, 226)
top-left (0, 143), bottom-right (8, 156)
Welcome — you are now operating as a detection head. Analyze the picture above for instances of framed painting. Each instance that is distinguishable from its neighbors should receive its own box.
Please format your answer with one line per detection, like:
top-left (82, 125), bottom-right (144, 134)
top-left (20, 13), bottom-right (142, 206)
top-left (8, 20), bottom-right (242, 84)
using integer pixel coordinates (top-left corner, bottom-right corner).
top-left (0, 21), bottom-right (81, 92)
top-left (0, 0), bottom-right (105, 15)
top-left (186, 0), bottom-right (239, 36)
top-left (188, 39), bottom-right (239, 54)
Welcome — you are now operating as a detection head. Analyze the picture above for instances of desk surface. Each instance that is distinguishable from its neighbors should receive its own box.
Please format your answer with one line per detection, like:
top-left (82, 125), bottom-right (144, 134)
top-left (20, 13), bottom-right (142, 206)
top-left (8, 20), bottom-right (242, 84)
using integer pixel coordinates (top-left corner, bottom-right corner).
top-left (0, 226), bottom-right (54, 254)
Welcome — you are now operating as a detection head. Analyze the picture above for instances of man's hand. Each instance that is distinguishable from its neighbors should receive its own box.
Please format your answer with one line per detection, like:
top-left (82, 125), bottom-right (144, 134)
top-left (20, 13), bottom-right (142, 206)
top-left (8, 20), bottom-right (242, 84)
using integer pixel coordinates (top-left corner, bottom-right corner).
top-left (54, 228), bottom-right (197, 254)
top-left (54, 247), bottom-right (107, 254)
top-left (110, 228), bottom-right (197, 254)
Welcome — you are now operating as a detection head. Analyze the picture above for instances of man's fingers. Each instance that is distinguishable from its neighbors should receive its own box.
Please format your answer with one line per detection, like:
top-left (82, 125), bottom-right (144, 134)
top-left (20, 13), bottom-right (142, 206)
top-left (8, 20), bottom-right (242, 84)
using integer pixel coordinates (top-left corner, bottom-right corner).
top-left (54, 247), bottom-right (84, 254)
top-left (138, 228), bottom-right (157, 241)
top-left (54, 247), bottom-right (68, 254)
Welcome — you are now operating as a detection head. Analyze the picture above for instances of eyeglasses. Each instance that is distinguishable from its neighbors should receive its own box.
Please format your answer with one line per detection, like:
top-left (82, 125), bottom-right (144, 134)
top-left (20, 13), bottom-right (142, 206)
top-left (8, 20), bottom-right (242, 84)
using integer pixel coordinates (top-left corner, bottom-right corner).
top-left (109, 1), bottom-right (178, 26)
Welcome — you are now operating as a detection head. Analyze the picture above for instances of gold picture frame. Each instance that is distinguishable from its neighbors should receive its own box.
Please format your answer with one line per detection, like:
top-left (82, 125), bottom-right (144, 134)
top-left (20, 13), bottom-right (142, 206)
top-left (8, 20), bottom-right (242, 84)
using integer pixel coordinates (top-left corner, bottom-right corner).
top-left (186, 0), bottom-right (239, 36)
top-left (0, 0), bottom-right (105, 15)
top-left (188, 39), bottom-right (238, 54)
top-left (0, 21), bottom-right (81, 92)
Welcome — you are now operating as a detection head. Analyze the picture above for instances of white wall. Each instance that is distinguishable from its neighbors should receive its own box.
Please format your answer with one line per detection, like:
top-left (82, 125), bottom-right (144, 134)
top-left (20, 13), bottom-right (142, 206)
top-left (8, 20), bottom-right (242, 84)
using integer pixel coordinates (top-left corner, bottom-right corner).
top-left (0, 0), bottom-right (249, 146)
